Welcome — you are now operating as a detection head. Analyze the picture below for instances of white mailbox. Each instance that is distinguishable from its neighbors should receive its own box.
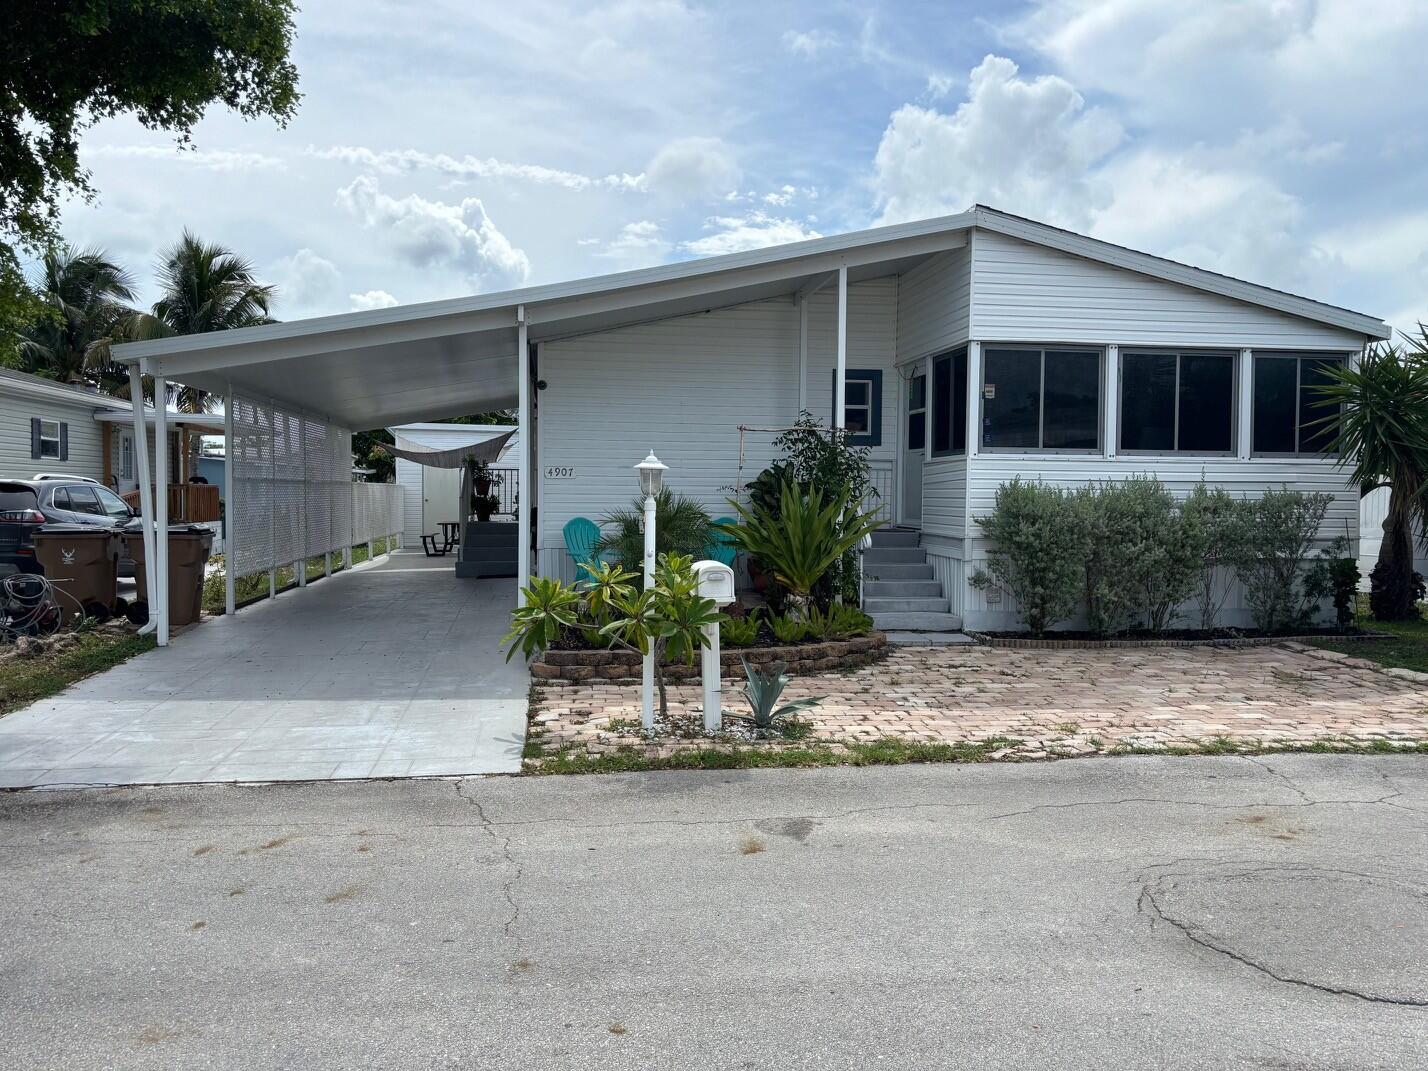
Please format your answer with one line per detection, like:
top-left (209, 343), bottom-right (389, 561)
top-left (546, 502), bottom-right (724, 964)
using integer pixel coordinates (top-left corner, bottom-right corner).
top-left (691, 559), bottom-right (735, 733)
top-left (692, 560), bottom-right (736, 606)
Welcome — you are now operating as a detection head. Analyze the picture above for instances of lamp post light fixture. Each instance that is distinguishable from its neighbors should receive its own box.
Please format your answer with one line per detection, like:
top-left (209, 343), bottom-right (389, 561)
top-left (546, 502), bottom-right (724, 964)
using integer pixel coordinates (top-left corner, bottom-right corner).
top-left (634, 451), bottom-right (667, 729)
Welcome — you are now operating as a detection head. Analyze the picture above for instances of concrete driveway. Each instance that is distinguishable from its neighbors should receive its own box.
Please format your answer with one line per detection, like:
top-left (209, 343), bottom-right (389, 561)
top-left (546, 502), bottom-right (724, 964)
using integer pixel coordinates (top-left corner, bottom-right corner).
top-left (0, 755), bottom-right (1422, 1069)
top-left (0, 551), bottom-right (526, 787)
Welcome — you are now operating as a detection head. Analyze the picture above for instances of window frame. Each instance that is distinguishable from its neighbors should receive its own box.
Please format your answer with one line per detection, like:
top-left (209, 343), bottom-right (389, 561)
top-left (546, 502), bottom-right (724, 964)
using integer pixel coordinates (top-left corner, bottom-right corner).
top-left (905, 370), bottom-right (927, 452)
top-left (979, 344), bottom-right (1104, 454)
top-left (1117, 348), bottom-right (1238, 457)
top-left (831, 368), bottom-right (883, 447)
top-left (37, 418), bottom-right (61, 460)
top-left (1250, 351), bottom-right (1350, 458)
top-left (930, 346), bottom-right (968, 459)
top-left (94, 485), bottom-right (133, 520)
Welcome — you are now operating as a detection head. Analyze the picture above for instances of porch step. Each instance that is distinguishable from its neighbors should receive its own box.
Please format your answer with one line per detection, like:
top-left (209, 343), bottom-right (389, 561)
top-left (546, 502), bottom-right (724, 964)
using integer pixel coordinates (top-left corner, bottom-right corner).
top-left (869, 527), bottom-right (921, 547)
top-left (870, 611), bottom-right (965, 632)
top-left (864, 579), bottom-right (943, 598)
top-left (864, 596), bottom-right (951, 614)
top-left (863, 546), bottom-right (927, 564)
top-left (862, 562), bottom-right (935, 580)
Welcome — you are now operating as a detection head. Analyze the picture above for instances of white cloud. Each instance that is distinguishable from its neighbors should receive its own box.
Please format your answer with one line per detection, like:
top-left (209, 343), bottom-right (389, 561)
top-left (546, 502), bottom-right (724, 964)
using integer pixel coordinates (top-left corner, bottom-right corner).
top-left (646, 137), bottom-right (741, 200)
top-left (763, 185), bottom-right (798, 207)
top-left (336, 175), bottom-right (531, 292)
top-left (680, 212), bottom-right (821, 256)
top-left (350, 289), bottom-right (400, 311)
top-left (873, 54), bottom-right (1123, 227)
top-left (783, 29), bottom-right (837, 57)
top-left (271, 248), bottom-right (343, 316)
top-left (85, 145), bottom-right (286, 171)
top-left (598, 220), bottom-right (672, 265)
top-left (925, 73), bottom-right (957, 99)
top-left (310, 145), bottom-right (645, 192)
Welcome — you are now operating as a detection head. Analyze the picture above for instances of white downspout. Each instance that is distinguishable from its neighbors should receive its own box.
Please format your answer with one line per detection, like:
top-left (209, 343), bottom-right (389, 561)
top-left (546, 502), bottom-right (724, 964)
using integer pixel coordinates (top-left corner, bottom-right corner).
top-left (127, 366), bottom-right (158, 637)
top-left (223, 383), bottom-right (236, 615)
top-left (834, 266), bottom-right (848, 431)
top-left (798, 295), bottom-right (808, 416)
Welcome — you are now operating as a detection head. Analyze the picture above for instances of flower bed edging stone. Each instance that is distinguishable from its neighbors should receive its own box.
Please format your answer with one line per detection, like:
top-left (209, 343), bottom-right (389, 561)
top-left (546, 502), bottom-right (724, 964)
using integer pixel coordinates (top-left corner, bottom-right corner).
top-left (966, 630), bottom-right (1393, 651)
top-left (530, 633), bottom-right (889, 682)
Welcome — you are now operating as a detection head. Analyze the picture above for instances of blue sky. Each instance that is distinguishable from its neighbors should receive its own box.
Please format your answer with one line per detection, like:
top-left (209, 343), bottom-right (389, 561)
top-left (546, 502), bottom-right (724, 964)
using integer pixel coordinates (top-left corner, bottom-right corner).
top-left (57, 0), bottom-right (1428, 332)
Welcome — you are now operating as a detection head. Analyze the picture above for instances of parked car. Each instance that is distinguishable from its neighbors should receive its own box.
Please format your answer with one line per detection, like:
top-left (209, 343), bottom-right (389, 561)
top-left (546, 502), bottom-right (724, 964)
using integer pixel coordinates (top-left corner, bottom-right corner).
top-left (0, 478), bottom-right (138, 576)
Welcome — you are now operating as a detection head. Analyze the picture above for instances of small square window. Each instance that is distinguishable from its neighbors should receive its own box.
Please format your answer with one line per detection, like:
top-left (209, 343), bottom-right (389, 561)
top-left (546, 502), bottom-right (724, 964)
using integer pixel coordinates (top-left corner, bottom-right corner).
top-left (832, 369), bottom-right (883, 446)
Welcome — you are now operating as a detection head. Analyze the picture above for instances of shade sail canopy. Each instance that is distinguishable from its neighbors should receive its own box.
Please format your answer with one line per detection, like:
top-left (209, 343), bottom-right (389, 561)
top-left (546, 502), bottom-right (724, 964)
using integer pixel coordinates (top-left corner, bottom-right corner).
top-left (375, 428), bottom-right (516, 469)
top-left (110, 205), bottom-right (1387, 432)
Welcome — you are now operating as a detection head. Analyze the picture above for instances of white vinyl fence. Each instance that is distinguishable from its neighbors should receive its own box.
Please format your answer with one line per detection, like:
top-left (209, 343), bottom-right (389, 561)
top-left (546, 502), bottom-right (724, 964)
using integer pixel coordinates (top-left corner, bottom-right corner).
top-left (228, 395), bottom-right (402, 593)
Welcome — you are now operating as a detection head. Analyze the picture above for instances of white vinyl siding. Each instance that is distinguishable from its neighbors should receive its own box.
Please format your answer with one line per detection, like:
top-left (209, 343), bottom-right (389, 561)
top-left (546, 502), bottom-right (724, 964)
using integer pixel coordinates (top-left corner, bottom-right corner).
top-left (971, 230), bottom-right (1367, 350)
top-left (537, 284), bottom-right (899, 576)
top-left (896, 245), bottom-right (971, 363)
top-left (922, 458), bottom-right (967, 538)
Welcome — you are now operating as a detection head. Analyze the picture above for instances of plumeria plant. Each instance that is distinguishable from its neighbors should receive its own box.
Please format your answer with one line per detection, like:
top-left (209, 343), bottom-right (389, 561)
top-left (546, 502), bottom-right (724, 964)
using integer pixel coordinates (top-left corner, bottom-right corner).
top-left (504, 553), bottom-right (726, 719)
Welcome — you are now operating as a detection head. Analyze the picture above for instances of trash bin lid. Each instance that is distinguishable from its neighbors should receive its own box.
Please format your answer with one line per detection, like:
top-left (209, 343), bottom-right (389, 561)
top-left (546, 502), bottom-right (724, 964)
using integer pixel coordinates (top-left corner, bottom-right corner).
top-left (35, 523), bottom-right (123, 535)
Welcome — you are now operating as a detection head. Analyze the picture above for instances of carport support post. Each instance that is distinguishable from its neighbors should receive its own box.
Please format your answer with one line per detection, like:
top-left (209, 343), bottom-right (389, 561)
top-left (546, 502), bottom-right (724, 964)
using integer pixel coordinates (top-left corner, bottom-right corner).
top-left (834, 265), bottom-right (848, 430)
top-left (516, 305), bottom-right (531, 606)
top-left (127, 365), bottom-right (158, 637)
top-left (223, 384), bottom-right (236, 616)
top-left (152, 371), bottom-right (170, 646)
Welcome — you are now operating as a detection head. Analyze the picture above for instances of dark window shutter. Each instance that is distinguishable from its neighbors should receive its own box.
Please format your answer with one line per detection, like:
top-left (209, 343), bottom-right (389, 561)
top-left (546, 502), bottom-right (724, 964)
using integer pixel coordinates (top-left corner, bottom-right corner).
top-left (30, 418), bottom-right (41, 459)
top-left (59, 422), bottom-right (69, 461)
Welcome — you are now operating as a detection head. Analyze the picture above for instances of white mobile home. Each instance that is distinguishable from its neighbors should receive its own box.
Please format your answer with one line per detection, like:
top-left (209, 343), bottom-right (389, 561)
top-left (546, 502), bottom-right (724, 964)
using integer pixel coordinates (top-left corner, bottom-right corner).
top-left (113, 206), bottom-right (1389, 643)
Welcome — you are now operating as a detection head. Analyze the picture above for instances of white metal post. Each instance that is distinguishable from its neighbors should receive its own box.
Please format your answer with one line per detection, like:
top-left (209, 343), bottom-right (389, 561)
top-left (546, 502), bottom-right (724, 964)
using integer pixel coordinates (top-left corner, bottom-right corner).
top-left (834, 266), bottom-right (848, 430)
top-left (1104, 345), bottom-right (1119, 459)
top-left (798, 295), bottom-right (808, 416)
top-left (1237, 348), bottom-right (1253, 459)
top-left (223, 384), bottom-right (236, 615)
top-left (966, 342), bottom-right (982, 458)
top-left (516, 306), bottom-right (531, 605)
top-left (127, 366), bottom-right (158, 637)
top-left (297, 413), bottom-right (307, 589)
top-left (642, 490), bottom-right (656, 730)
top-left (152, 372), bottom-right (170, 646)
top-left (701, 621), bottom-right (721, 733)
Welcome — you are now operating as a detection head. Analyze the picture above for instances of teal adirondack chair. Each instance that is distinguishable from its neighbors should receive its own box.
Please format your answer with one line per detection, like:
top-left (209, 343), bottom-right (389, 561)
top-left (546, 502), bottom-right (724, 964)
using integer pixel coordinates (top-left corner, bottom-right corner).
top-left (705, 516), bottom-right (738, 567)
top-left (563, 517), bottom-right (603, 583)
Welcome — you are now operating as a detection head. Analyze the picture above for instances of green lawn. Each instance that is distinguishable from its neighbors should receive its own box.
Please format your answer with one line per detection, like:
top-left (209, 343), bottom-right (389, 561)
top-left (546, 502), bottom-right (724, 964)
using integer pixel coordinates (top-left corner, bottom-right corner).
top-left (1309, 615), bottom-right (1428, 673)
top-left (1, 630), bottom-right (156, 717)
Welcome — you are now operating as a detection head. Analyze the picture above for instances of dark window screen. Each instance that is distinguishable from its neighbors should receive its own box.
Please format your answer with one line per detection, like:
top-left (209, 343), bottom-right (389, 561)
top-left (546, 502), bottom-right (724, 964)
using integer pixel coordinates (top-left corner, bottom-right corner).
top-left (1043, 350), bottom-right (1100, 449)
top-left (932, 349), bottom-right (967, 455)
top-left (1120, 354), bottom-right (1177, 451)
top-left (1253, 356), bottom-right (1297, 453)
top-left (1178, 354), bottom-right (1234, 452)
top-left (1299, 357), bottom-right (1342, 454)
top-left (982, 348), bottom-right (1041, 449)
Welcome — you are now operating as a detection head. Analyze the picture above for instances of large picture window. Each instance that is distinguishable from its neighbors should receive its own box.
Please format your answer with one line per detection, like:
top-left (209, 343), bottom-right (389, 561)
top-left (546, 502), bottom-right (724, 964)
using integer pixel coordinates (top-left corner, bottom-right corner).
top-left (981, 347), bottom-right (1100, 451)
top-left (1252, 352), bottom-right (1347, 455)
top-left (1119, 350), bottom-right (1235, 453)
top-left (931, 347), bottom-right (967, 457)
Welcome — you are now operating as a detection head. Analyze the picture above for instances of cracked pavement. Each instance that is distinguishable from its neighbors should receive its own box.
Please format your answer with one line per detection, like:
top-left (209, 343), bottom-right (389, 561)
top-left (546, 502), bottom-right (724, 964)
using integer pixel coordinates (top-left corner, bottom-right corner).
top-left (1, 755), bottom-right (1425, 1069)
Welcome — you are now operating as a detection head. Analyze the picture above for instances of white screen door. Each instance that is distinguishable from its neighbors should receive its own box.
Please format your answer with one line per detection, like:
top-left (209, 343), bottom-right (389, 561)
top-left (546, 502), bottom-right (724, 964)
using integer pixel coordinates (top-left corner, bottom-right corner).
top-left (900, 370), bottom-right (925, 525)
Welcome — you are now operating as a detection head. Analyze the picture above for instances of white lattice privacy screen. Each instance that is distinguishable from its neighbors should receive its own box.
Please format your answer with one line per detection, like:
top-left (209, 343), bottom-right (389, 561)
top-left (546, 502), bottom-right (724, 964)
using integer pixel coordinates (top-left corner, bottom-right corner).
top-left (230, 395), bottom-right (401, 576)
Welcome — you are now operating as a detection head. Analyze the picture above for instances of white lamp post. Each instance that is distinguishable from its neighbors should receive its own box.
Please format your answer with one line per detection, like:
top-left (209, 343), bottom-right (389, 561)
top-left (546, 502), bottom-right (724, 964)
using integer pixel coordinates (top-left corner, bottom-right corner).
top-left (635, 451), bottom-right (667, 729)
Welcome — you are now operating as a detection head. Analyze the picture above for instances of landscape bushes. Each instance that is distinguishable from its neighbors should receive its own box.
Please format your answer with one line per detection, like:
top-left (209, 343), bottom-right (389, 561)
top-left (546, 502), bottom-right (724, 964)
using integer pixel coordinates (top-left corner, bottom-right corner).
top-left (972, 478), bottom-right (1352, 636)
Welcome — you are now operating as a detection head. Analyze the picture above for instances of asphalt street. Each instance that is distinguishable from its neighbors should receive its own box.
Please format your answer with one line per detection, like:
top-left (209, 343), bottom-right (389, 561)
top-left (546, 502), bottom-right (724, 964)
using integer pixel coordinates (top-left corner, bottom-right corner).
top-left (0, 755), bottom-right (1424, 1069)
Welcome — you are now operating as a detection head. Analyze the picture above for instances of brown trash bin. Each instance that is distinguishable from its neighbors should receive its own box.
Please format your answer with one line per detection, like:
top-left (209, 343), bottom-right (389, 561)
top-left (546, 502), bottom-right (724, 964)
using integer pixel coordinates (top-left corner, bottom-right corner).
top-left (30, 525), bottom-right (123, 618)
top-left (126, 525), bottom-right (215, 627)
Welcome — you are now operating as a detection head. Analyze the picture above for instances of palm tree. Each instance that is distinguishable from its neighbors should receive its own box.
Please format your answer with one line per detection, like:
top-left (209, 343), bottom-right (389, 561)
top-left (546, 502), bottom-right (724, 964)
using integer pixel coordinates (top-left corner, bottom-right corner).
top-left (1313, 332), bottom-right (1428, 620)
top-left (126, 231), bottom-right (276, 474)
top-left (19, 246), bottom-right (138, 394)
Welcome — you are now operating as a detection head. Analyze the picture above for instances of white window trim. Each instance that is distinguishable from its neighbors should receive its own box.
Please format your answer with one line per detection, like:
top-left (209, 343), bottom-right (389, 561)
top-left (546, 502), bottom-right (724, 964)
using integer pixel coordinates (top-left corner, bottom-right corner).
top-left (1117, 348), bottom-right (1239, 458)
top-left (38, 418), bottom-right (61, 459)
top-left (979, 345), bottom-right (1105, 455)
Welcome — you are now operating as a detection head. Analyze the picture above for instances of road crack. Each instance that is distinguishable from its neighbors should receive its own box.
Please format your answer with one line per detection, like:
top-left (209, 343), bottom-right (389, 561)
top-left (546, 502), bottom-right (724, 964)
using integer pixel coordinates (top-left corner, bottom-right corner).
top-left (454, 781), bottom-right (523, 943)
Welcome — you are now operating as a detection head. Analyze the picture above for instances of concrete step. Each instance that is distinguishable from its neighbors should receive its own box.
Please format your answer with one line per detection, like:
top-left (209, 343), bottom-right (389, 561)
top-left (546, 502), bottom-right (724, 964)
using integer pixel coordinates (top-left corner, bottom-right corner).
top-left (864, 579), bottom-right (943, 598)
top-left (455, 560), bottom-right (516, 579)
top-left (870, 527), bottom-right (920, 547)
top-left (864, 596), bottom-right (951, 614)
top-left (862, 562), bottom-right (935, 580)
top-left (869, 611), bottom-right (965, 632)
top-left (863, 546), bottom-right (926, 564)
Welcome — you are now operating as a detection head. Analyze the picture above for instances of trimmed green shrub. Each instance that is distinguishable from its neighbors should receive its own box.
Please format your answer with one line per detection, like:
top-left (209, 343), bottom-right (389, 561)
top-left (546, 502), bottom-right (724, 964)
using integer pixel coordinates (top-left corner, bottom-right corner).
top-left (1230, 488), bottom-right (1334, 632)
top-left (1182, 484), bottom-right (1249, 630)
top-left (769, 612), bottom-right (811, 644)
top-left (971, 479), bottom-right (1085, 636)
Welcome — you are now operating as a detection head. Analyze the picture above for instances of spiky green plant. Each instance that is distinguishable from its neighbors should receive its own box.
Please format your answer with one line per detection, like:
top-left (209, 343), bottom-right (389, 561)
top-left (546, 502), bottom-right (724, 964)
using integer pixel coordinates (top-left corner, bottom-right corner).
top-left (736, 657), bottom-right (823, 737)
top-left (1308, 337), bottom-right (1428, 620)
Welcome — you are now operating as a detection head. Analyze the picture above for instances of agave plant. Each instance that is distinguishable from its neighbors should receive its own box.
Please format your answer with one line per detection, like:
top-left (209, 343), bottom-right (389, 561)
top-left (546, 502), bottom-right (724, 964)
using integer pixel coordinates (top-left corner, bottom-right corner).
top-left (720, 479), bottom-right (882, 615)
top-left (737, 657), bottom-right (823, 737)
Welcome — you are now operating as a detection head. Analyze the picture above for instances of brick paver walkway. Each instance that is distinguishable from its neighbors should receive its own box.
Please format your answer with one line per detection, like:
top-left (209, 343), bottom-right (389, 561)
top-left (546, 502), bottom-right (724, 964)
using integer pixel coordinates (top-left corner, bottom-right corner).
top-left (530, 642), bottom-right (1428, 760)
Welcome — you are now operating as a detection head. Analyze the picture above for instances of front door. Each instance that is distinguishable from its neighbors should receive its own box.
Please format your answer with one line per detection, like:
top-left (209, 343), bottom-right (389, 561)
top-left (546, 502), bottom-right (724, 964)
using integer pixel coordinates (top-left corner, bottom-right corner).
top-left (900, 368), bottom-right (925, 525)
top-left (423, 465), bottom-right (463, 535)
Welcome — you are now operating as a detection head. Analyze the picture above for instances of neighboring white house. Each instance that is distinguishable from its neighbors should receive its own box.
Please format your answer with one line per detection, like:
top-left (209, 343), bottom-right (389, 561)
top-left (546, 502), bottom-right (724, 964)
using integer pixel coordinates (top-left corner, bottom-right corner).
top-left (113, 206), bottom-right (1391, 642)
top-left (387, 422), bottom-right (519, 544)
top-left (1358, 487), bottom-right (1428, 586)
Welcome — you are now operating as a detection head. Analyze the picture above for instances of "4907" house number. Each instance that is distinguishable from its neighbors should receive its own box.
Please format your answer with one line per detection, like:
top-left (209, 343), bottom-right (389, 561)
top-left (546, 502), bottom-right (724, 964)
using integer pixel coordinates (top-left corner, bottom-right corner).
top-left (544, 465), bottom-right (576, 479)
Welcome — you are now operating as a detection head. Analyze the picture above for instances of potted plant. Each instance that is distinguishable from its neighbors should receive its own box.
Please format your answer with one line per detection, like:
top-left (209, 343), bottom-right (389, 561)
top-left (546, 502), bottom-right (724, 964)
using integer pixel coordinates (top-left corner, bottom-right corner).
top-left (468, 458), bottom-right (502, 497)
top-left (473, 492), bottom-right (501, 522)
